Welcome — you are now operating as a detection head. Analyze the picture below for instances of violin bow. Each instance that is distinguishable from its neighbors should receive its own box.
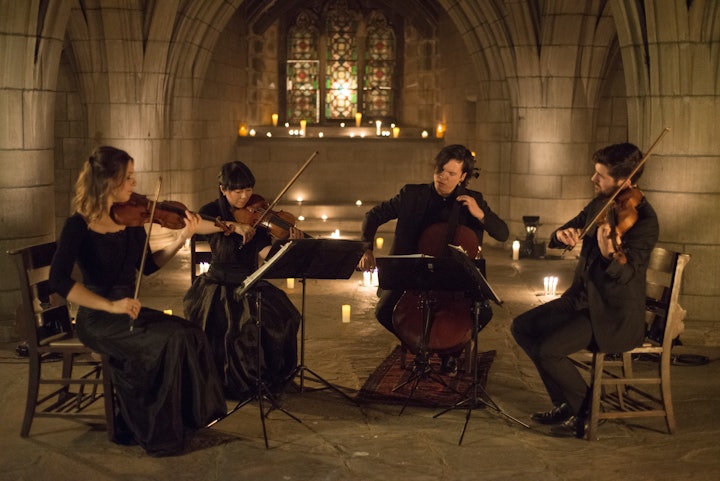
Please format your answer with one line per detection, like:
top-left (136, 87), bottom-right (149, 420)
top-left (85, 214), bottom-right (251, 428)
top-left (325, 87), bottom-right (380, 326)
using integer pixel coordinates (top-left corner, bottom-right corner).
top-left (251, 150), bottom-right (319, 230)
top-left (576, 127), bottom-right (670, 243)
top-left (130, 177), bottom-right (162, 331)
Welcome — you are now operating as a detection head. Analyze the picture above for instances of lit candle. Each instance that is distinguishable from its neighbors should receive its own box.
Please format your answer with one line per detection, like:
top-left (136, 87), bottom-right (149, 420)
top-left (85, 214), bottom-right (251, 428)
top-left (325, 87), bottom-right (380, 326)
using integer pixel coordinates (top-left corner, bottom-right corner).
top-left (421, 130), bottom-right (429, 138)
top-left (342, 304), bottom-right (351, 323)
top-left (551, 276), bottom-right (558, 296)
top-left (286, 278), bottom-right (295, 289)
top-left (436, 123), bottom-right (445, 138)
top-left (375, 237), bottom-right (384, 250)
top-left (363, 271), bottom-right (371, 287)
top-left (371, 268), bottom-right (379, 287)
top-left (271, 113), bottom-right (278, 126)
top-left (375, 120), bottom-right (382, 136)
top-left (299, 120), bottom-right (306, 136)
top-left (512, 240), bottom-right (520, 260)
top-left (355, 112), bottom-right (362, 127)
top-left (392, 126), bottom-right (400, 138)
top-left (544, 276), bottom-right (550, 296)
top-left (163, 309), bottom-right (173, 315)
top-left (238, 123), bottom-right (248, 136)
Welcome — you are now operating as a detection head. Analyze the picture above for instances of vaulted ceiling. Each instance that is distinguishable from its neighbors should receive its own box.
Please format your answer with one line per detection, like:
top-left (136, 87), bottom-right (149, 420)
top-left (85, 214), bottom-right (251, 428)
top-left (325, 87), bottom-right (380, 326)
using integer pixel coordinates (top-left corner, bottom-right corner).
top-left (239, 0), bottom-right (444, 36)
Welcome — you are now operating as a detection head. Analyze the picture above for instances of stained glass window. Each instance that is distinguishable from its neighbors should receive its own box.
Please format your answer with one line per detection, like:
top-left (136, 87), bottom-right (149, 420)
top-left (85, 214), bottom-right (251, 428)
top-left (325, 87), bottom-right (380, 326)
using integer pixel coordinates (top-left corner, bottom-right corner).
top-left (284, 2), bottom-right (397, 123)
top-left (364, 11), bottom-right (395, 118)
top-left (287, 12), bottom-right (319, 122)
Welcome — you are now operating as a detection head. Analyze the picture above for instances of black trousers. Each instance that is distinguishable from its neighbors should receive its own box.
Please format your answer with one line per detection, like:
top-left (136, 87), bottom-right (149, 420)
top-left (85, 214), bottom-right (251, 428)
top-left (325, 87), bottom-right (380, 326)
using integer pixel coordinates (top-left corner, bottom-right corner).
top-left (511, 296), bottom-right (593, 415)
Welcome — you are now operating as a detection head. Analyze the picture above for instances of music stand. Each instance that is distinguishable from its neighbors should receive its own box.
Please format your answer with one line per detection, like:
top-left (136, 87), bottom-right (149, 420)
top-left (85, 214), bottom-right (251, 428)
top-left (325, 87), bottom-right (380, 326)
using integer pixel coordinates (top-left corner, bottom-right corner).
top-left (431, 246), bottom-right (530, 444)
top-left (243, 238), bottom-right (365, 402)
top-left (376, 254), bottom-right (486, 414)
top-left (209, 242), bottom-right (303, 448)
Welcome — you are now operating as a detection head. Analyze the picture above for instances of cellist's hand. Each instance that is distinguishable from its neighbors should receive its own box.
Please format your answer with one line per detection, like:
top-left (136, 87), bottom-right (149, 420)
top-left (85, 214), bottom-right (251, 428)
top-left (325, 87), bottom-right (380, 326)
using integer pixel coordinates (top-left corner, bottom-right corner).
top-left (457, 195), bottom-right (485, 222)
top-left (229, 222), bottom-right (255, 244)
top-left (358, 249), bottom-right (376, 271)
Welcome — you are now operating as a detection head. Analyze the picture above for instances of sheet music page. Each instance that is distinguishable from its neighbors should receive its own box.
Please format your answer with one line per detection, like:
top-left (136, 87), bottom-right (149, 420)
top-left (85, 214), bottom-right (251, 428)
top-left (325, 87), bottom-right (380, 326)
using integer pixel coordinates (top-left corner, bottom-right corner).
top-left (236, 240), bottom-right (294, 296)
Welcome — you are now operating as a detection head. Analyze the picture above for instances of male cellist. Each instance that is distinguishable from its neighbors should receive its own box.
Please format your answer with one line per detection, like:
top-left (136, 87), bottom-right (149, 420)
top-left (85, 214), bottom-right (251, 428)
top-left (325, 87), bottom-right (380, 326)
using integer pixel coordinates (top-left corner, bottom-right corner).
top-left (358, 144), bottom-right (509, 375)
top-left (511, 142), bottom-right (659, 437)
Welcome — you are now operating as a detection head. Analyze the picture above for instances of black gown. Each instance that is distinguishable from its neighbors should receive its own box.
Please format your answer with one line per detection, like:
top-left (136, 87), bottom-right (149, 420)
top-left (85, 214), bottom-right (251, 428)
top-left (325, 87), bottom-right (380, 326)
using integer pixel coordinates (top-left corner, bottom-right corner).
top-left (183, 200), bottom-right (301, 399)
top-left (49, 214), bottom-right (226, 456)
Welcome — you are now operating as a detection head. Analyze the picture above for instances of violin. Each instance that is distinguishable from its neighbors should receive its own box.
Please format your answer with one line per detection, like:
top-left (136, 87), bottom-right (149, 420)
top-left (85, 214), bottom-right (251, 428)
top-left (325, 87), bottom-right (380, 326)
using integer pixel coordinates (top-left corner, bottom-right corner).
top-left (111, 192), bottom-right (232, 234)
top-left (234, 194), bottom-right (310, 240)
top-left (599, 187), bottom-right (644, 265)
top-left (391, 223), bottom-right (477, 356)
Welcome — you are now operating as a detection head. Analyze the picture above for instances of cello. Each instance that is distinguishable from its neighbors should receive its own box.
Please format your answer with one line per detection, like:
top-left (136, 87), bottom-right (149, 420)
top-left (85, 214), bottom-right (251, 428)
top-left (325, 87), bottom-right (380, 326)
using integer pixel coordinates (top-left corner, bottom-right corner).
top-left (391, 222), bottom-right (478, 357)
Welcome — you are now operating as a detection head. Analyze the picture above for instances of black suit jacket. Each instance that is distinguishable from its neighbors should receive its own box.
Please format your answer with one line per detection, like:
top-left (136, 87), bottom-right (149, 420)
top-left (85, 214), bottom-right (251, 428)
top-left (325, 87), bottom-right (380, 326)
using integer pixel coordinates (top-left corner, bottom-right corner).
top-left (361, 183), bottom-right (509, 255)
top-left (550, 195), bottom-right (659, 353)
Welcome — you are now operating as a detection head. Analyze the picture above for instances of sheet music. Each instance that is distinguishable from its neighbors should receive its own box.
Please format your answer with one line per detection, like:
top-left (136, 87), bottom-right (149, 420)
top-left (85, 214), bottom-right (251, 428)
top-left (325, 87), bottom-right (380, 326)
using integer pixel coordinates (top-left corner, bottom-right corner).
top-left (236, 240), bottom-right (294, 297)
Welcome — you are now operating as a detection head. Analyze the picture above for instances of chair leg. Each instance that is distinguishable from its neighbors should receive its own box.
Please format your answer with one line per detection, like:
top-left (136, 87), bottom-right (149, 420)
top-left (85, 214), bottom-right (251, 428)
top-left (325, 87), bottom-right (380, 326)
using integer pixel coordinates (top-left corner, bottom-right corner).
top-left (587, 353), bottom-right (605, 441)
top-left (659, 351), bottom-right (676, 434)
top-left (21, 354), bottom-right (41, 437)
top-left (101, 355), bottom-right (116, 441)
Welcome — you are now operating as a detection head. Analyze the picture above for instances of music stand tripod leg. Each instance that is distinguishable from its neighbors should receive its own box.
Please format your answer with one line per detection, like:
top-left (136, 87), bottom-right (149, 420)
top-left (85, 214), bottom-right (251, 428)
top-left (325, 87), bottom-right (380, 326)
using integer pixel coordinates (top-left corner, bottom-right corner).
top-left (290, 278), bottom-right (357, 404)
top-left (211, 290), bottom-right (302, 449)
top-left (433, 300), bottom-right (529, 445)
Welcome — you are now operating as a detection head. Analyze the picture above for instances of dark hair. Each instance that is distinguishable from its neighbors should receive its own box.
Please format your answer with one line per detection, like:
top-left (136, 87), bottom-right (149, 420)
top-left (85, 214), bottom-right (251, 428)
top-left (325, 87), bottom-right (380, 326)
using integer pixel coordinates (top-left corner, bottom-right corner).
top-left (592, 143), bottom-right (644, 183)
top-left (218, 161), bottom-right (255, 191)
top-left (433, 144), bottom-right (478, 187)
top-left (73, 146), bottom-right (133, 222)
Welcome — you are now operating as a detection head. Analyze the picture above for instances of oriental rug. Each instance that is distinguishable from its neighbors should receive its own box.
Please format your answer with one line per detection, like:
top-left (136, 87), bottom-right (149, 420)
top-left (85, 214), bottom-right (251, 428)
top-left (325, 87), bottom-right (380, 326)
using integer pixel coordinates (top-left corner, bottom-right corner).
top-left (357, 345), bottom-right (496, 408)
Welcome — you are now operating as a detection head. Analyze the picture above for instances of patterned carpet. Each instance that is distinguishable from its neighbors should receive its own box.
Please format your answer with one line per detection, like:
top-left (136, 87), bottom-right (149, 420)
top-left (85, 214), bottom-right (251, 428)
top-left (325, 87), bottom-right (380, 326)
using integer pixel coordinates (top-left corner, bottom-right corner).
top-left (357, 345), bottom-right (496, 408)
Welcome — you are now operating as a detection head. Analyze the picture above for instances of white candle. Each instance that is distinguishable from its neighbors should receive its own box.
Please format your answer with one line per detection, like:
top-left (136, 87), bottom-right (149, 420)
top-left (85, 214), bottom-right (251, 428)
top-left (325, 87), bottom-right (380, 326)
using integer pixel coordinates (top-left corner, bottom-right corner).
top-left (376, 237), bottom-right (384, 249)
top-left (544, 276), bottom-right (550, 296)
top-left (512, 240), bottom-right (520, 260)
top-left (551, 276), bottom-right (558, 296)
top-left (371, 268), bottom-right (379, 287)
top-left (342, 304), bottom-right (351, 323)
top-left (363, 271), bottom-right (371, 286)
top-left (375, 120), bottom-right (382, 136)
top-left (286, 278), bottom-right (295, 289)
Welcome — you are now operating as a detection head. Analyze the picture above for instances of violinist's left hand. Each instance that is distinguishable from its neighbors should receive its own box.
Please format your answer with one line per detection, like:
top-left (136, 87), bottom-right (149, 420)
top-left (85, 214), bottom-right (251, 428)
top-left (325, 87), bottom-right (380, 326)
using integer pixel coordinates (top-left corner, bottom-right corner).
top-left (229, 222), bottom-right (255, 244)
top-left (288, 226), bottom-right (303, 240)
top-left (457, 194), bottom-right (485, 222)
top-left (181, 211), bottom-right (202, 241)
top-left (597, 223), bottom-right (622, 259)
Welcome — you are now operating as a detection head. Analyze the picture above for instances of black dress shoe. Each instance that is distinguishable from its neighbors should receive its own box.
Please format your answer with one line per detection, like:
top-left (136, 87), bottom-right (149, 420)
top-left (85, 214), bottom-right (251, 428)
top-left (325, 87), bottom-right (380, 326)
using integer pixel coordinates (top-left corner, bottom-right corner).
top-left (531, 403), bottom-right (572, 425)
top-left (548, 415), bottom-right (587, 438)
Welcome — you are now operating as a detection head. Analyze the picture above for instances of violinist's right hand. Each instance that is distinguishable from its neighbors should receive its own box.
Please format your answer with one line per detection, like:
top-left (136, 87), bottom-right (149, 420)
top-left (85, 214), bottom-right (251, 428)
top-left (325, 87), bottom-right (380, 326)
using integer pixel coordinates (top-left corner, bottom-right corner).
top-left (228, 221), bottom-right (255, 245)
top-left (358, 249), bottom-right (376, 271)
top-left (112, 297), bottom-right (142, 320)
top-left (555, 227), bottom-right (581, 248)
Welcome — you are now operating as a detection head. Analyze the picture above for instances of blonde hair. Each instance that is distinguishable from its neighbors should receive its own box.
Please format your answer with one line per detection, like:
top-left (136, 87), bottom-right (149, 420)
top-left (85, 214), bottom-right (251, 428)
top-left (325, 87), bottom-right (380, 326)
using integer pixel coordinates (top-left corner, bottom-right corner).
top-left (73, 146), bottom-right (133, 223)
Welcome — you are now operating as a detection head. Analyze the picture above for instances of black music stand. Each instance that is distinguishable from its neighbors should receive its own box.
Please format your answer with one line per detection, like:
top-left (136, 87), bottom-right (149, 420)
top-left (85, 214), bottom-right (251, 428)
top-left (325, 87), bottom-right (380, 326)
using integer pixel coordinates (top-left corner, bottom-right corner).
top-left (431, 247), bottom-right (530, 444)
top-left (249, 238), bottom-right (365, 402)
top-left (208, 242), bottom-right (303, 448)
top-left (376, 253), bottom-right (486, 414)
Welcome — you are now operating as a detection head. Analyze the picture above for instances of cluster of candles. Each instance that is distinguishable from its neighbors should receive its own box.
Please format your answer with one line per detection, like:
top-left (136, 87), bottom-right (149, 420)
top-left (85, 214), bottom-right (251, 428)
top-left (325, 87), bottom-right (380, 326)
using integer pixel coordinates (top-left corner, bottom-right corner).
top-left (240, 115), bottom-right (445, 139)
top-left (543, 276), bottom-right (559, 296)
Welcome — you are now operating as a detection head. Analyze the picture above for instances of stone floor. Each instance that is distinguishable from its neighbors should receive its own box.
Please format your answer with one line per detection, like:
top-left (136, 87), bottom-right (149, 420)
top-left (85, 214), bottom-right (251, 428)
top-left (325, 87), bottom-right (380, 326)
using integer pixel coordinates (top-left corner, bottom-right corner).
top-left (1, 240), bottom-right (719, 481)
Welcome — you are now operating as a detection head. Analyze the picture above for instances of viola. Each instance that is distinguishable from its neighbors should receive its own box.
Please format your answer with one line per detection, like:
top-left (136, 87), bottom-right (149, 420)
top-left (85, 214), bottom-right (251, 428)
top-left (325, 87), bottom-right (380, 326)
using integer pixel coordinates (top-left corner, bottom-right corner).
top-left (391, 223), bottom-right (477, 356)
top-left (234, 194), bottom-right (310, 240)
top-left (111, 192), bottom-right (232, 234)
top-left (600, 187), bottom-right (644, 265)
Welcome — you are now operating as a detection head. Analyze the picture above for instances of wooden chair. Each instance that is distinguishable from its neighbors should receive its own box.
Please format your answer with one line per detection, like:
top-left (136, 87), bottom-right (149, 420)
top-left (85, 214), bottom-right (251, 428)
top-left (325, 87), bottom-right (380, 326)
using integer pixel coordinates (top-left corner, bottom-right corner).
top-left (573, 247), bottom-right (690, 440)
top-left (7, 241), bottom-right (115, 439)
top-left (189, 234), bottom-right (212, 283)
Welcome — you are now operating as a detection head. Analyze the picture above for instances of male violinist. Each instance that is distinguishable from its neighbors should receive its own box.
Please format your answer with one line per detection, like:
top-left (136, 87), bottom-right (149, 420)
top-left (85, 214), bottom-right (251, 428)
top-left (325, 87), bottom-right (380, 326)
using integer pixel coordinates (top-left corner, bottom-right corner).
top-left (358, 144), bottom-right (509, 374)
top-left (511, 142), bottom-right (659, 437)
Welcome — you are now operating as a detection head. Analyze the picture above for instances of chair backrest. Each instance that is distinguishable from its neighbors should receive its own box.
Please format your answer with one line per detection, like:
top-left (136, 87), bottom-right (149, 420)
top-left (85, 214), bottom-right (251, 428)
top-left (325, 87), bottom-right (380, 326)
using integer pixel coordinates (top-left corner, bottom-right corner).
top-left (189, 234), bottom-right (212, 282)
top-left (7, 242), bottom-right (74, 350)
top-left (644, 247), bottom-right (691, 349)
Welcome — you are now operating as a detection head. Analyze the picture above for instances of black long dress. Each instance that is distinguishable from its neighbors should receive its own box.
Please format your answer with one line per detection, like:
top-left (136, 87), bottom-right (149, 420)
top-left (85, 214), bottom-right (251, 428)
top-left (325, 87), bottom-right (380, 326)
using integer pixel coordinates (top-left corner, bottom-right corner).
top-left (183, 199), bottom-right (301, 399)
top-left (49, 214), bottom-right (226, 456)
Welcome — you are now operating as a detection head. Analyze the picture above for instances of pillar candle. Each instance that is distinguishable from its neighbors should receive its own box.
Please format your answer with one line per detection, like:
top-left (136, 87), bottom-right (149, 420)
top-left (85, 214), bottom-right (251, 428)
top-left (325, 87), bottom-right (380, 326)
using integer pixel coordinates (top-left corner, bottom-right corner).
top-left (341, 304), bottom-right (351, 323)
top-left (512, 240), bottom-right (520, 260)
top-left (355, 112), bottom-right (362, 127)
top-left (286, 278), bottom-right (295, 289)
top-left (271, 113), bottom-right (278, 126)
top-left (375, 237), bottom-right (384, 249)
